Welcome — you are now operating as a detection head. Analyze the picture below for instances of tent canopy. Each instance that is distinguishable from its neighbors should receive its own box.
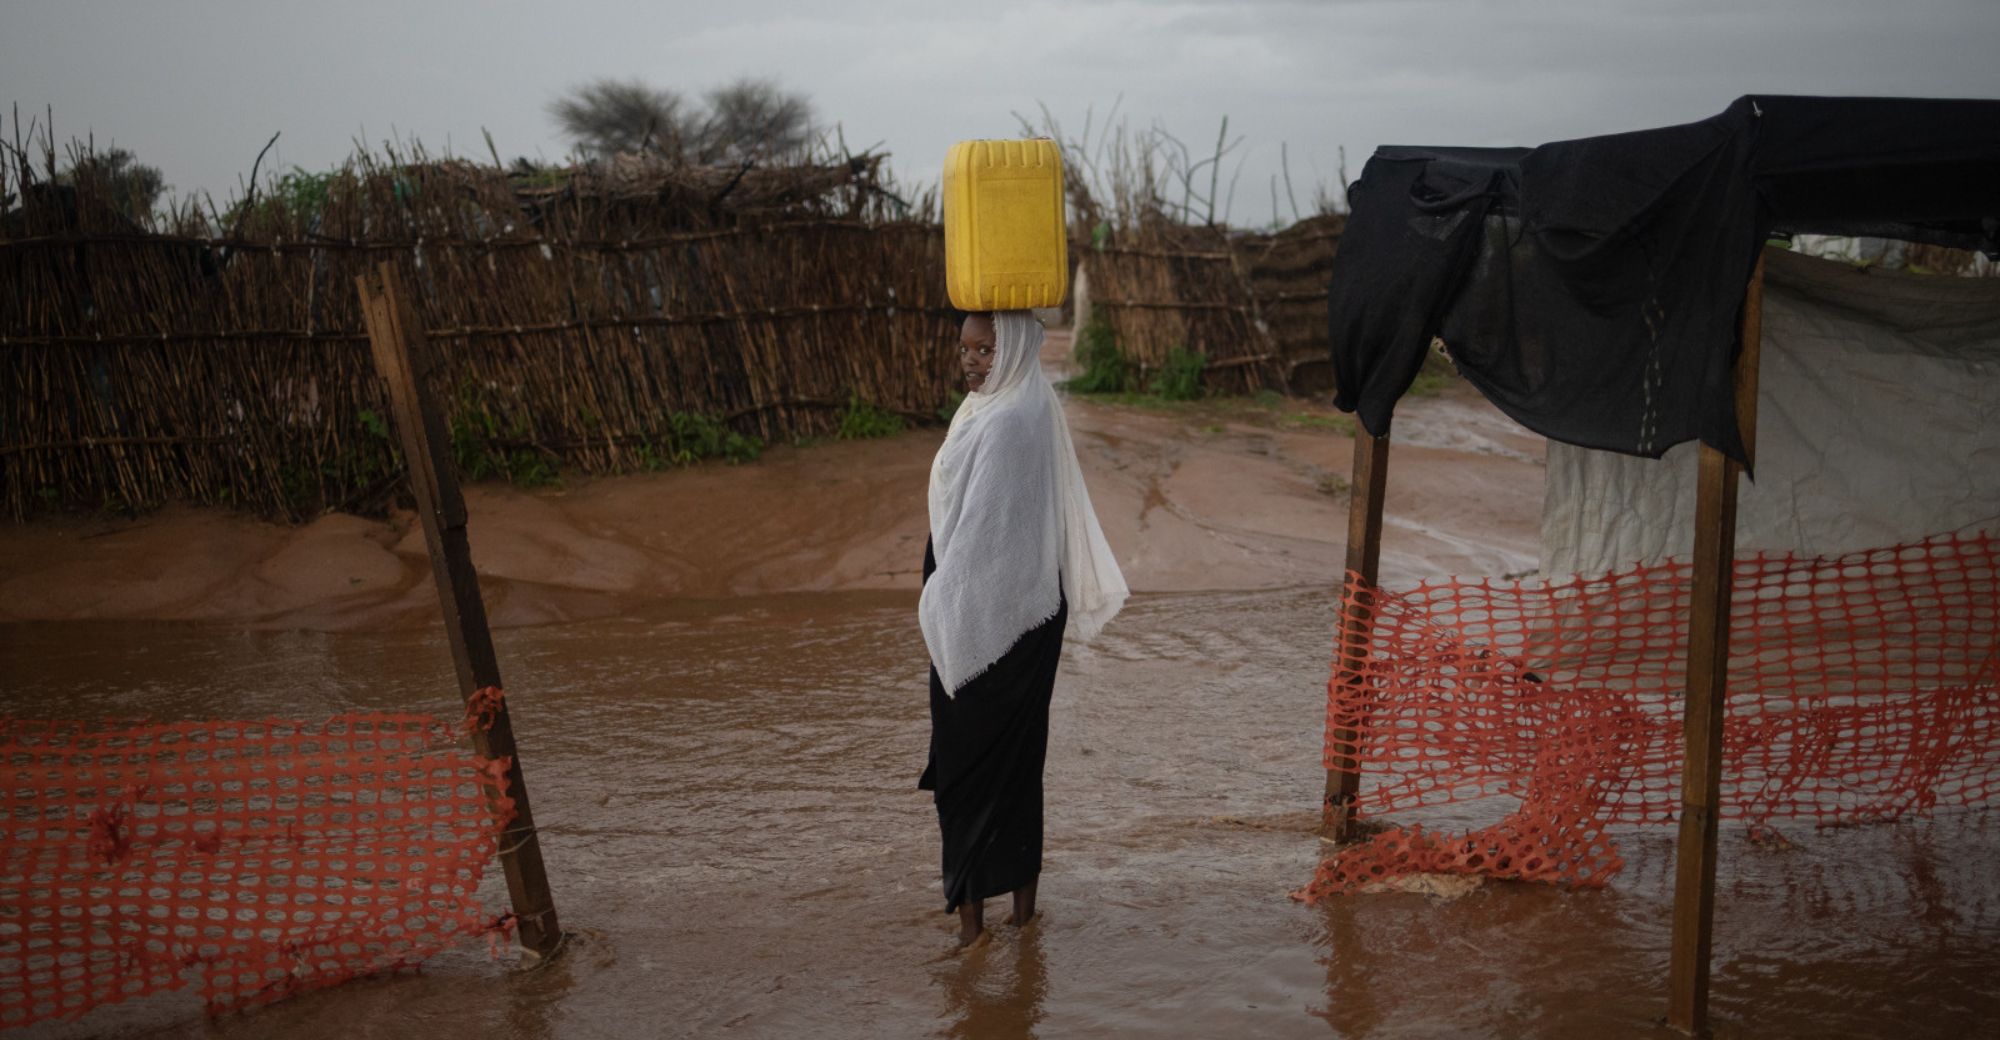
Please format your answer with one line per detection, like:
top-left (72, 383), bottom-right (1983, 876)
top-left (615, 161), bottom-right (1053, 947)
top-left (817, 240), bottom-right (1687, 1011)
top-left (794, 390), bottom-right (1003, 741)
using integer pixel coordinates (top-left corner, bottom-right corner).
top-left (1543, 248), bottom-right (2000, 577)
top-left (1327, 95), bottom-right (2000, 467)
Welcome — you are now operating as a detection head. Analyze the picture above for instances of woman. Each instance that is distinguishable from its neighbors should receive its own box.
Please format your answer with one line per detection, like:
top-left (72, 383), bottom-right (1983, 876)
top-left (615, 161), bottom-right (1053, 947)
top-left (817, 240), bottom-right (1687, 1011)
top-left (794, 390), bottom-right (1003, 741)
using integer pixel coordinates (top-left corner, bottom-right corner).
top-left (918, 310), bottom-right (1127, 949)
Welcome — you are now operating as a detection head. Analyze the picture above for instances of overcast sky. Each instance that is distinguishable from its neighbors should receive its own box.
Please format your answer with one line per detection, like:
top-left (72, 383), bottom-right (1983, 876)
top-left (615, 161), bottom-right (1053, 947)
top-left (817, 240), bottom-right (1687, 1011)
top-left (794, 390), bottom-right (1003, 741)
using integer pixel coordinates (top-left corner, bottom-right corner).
top-left (4, 0), bottom-right (1997, 226)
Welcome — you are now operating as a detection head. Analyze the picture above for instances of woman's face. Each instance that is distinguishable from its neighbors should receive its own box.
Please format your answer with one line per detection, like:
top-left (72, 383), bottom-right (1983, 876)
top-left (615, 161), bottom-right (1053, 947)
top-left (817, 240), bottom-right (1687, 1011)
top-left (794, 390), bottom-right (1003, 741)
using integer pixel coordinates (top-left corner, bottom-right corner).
top-left (959, 314), bottom-right (996, 392)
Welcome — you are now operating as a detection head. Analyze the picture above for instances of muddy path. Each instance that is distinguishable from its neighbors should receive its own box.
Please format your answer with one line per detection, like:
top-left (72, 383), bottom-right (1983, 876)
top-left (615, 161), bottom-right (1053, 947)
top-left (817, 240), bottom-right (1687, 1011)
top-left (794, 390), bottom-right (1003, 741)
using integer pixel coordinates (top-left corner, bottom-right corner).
top-left (4, 336), bottom-right (1994, 1037)
top-left (5, 589), bottom-right (1994, 1039)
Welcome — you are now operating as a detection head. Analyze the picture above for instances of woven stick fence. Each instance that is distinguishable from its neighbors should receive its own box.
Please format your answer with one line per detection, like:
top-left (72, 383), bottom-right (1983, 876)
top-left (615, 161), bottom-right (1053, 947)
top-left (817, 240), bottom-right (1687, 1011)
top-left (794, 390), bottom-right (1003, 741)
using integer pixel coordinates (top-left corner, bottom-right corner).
top-left (1075, 213), bottom-right (1343, 396)
top-left (1051, 118), bottom-right (1346, 398)
top-left (1, 140), bottom-right (957, 521)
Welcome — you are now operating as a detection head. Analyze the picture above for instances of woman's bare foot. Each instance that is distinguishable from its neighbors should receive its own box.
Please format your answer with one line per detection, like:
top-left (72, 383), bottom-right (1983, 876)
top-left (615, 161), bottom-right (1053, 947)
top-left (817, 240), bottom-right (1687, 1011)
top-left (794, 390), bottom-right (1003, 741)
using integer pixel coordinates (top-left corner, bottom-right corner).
top-left (1005, 881), bottom-right (1038, 926)
top-left (955, 899), bottom-right (986, 948)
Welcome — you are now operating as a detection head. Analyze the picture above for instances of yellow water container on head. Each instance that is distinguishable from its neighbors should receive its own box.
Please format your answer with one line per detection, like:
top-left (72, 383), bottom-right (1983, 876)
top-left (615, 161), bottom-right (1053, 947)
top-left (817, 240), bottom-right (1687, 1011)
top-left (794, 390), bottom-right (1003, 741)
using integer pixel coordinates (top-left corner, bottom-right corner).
top-left (943, 139), bottom-right (1069, 312)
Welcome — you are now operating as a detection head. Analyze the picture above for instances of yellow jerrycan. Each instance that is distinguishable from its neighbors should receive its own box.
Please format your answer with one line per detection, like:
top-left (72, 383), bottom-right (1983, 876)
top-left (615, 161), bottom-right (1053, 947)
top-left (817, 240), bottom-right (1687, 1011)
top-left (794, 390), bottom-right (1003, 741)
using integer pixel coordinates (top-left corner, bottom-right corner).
top-left (943, 139), bottom-right (1069, 312)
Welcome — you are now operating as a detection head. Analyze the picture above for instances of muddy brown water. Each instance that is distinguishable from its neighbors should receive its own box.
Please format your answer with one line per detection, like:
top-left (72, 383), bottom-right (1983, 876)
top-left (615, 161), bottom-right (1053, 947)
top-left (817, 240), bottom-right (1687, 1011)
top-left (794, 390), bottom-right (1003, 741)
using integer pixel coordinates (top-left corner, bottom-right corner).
top-left (3, 588), bottom-right (1996, 1039)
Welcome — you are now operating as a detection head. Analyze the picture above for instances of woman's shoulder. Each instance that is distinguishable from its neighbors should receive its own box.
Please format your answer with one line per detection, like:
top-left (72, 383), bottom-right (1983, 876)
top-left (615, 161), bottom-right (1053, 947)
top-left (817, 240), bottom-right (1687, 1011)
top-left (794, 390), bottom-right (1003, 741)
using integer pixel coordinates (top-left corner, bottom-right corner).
top-left (986, 395), bottom-right (1055, 438)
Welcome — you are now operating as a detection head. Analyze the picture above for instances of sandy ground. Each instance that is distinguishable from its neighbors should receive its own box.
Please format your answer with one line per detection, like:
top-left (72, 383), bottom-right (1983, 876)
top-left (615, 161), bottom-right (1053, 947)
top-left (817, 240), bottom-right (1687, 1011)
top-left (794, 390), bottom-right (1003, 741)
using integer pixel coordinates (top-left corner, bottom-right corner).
top-left (0, 332), bottom-right (1546, 629)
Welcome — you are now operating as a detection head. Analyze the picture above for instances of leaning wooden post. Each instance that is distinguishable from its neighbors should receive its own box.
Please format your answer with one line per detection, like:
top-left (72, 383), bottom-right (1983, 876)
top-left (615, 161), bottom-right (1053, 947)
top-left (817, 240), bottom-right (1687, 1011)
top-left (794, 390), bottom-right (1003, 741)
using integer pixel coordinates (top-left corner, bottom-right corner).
top-left (1666, 249), bottom-right (1765, 1034)
top-left (355, 263), bottom-right (564, 961)
top-left (1323, 425), bottom-right (1391, 840)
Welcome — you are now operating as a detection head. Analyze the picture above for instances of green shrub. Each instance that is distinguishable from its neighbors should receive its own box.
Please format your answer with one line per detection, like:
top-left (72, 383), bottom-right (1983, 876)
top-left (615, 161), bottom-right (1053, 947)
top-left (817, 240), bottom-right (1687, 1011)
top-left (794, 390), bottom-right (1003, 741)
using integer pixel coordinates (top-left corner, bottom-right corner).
top-left (1281, 412), bottom-right (1357, 435)
top-left (225, 165), bottom-right (345, 229)
top-left (502, 449), bottom-right (561, 488)
top-left (446, 387), bottom-right (566, 487)
top-left (836, 394), bottom-right (906, 440)
top-left (635, 440), bottom-right (668, 472)
top-left (1065, 314), bottom-right (1131, 394)
top-left (1406, 348), bottom-right (1459, 398)
top-left (448, 408), bottom-right (501, 481)
top-left (271, 167), bottom-right (339, 221)
top-left (264, 410), bottom-right (407, 518)
top-left (1152, 345), bottom-right (1207, 401)
top-left (938, 390), bottom-right (966, 424)
top-left (656, 411), bottom-right (764, 465)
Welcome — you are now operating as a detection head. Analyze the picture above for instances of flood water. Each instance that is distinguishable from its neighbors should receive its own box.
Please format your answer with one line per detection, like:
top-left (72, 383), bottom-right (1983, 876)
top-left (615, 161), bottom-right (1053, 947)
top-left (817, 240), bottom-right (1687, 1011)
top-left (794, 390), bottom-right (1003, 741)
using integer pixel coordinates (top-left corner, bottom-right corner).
top-left (3, 588), bottom-right (1996, 1038)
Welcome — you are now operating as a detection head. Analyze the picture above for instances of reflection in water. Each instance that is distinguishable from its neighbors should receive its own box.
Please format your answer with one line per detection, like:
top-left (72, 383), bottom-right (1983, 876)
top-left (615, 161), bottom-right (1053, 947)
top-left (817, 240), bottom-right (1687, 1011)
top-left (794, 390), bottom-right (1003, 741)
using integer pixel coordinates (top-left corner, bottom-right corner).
top-left (1304, 819), bottom-right (2000, 1039)
top-left (936, 926), bottom-right (1048, 1040)
top-left (2, 590), bottom-right (1995, 1039)
top-left (502, 931), bottom-right (584, 1040)
top-left (1312, 901), bottom-right (1381, 1040)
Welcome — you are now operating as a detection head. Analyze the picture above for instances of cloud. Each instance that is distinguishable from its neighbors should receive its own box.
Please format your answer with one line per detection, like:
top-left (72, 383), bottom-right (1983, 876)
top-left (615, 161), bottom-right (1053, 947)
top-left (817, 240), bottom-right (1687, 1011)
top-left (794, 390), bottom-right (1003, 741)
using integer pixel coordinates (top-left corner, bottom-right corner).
top-left (2, 0), bottom-right (1995, 225)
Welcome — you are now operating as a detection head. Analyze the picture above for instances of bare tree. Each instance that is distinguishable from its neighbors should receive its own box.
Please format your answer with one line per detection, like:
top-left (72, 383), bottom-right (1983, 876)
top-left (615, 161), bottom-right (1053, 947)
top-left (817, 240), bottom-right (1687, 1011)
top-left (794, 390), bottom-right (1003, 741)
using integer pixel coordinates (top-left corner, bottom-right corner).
top-left (549, 78), bottom-right (690, 158)
top-left (691, 78), bottom-right (816, 164)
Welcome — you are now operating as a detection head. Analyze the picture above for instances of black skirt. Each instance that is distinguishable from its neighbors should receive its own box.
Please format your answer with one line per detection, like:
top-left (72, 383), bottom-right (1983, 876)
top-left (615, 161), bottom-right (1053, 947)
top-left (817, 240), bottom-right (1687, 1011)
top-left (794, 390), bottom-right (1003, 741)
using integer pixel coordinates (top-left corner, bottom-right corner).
top-left (918, 538), bottom-right (1067, 913)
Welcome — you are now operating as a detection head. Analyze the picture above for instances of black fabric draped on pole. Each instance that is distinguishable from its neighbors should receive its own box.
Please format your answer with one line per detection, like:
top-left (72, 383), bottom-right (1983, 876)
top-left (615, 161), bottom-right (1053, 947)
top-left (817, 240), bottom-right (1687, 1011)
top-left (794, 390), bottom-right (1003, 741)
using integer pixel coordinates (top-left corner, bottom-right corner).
top-left (918, 539), bottom-right (1066, 913)
top-left (1327, 95), bottom-right (2000, 468)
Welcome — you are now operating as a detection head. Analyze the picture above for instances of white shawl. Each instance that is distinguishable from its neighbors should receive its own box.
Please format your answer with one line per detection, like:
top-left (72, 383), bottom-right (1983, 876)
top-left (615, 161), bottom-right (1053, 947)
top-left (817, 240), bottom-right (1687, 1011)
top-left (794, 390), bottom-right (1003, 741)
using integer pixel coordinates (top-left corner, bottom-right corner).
top-left (920, 311), bottom-right (1129, 695)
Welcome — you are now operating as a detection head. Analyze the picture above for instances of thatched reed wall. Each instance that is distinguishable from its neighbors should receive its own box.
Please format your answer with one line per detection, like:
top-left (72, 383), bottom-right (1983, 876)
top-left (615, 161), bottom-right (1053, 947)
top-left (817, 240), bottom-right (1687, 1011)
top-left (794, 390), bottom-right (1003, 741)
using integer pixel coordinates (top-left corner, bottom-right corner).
top-left (1, 148), bottom-right (957, 521)
top-left (1075, 213), bottom-right (1343, 397)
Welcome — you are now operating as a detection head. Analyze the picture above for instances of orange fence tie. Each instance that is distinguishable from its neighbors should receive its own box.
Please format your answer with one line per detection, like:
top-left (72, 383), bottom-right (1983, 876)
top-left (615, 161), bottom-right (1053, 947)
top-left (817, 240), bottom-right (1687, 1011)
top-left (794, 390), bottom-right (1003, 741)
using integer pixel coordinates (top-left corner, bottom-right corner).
top-left (84, 798), bottom-right (134, 866)
top-left (465, 684), bottom-right (506, 733)
top-left (484, 912), bottom-right (520, 959)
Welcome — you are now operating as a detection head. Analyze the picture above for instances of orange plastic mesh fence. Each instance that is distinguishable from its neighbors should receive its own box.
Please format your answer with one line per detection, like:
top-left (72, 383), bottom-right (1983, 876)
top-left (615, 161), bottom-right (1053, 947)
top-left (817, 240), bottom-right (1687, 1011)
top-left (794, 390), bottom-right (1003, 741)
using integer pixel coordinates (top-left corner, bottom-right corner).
top-left (0, 713), bottom-right (515, 1030)
top-left (1300, 531), bottom-right (2000, 901)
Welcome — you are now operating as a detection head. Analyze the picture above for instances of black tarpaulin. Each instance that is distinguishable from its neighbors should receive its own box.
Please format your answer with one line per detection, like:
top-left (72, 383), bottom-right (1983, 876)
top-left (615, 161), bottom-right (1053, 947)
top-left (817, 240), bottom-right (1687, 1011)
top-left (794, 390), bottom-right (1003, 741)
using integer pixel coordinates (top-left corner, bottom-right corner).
top-left (1327, 95), bottom-right (2000, 466)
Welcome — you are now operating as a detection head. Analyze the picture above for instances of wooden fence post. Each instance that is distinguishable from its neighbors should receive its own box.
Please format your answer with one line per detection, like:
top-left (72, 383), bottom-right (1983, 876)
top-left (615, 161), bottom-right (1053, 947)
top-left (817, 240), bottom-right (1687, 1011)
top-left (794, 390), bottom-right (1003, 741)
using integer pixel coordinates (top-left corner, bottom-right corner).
top-left (1323, 425), bottom-right (1391, 839)
top-left (1666, 249), bottom-right (1765, 1034)
top-left (355, 262), bottom-right (564, 961)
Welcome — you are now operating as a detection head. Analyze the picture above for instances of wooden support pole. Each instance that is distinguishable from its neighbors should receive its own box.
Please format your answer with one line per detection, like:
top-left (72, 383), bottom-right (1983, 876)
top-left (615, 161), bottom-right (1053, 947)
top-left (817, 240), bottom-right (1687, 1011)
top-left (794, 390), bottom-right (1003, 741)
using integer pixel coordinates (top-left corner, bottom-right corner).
top-left (1666, 250), bottom-right (1765, 1034)
top-left (355, 263), bottom-right (564, 961)
top-left (1323, 425), bottom-right (1391, 840)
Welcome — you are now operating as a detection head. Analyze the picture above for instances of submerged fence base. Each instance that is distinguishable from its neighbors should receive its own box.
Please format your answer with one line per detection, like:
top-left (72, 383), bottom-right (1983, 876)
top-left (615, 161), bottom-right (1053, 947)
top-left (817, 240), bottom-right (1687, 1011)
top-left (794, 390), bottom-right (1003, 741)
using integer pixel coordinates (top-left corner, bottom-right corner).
top-left (1301, 531), bottom-right (2000, 902)
top-left (0, 714), bottom-right (513, 1030)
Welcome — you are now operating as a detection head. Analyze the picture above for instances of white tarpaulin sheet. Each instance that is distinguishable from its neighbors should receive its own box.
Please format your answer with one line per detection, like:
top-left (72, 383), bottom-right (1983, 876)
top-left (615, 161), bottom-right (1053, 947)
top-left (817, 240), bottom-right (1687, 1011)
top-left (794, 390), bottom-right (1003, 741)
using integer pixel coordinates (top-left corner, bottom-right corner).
top-left (1542, 249), bottom-right (2000, 578)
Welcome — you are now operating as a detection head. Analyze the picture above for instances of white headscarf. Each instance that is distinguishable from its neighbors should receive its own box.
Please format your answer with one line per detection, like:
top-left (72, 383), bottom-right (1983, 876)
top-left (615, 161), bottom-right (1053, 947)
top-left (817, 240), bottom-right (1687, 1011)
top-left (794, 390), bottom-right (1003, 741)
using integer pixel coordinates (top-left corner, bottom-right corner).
top-left (920, 311), bottom-right (1129, 695)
